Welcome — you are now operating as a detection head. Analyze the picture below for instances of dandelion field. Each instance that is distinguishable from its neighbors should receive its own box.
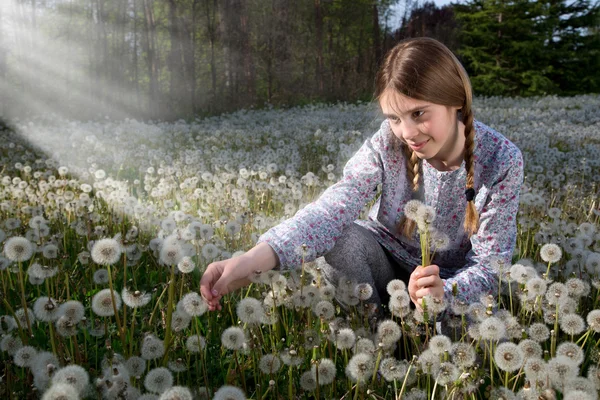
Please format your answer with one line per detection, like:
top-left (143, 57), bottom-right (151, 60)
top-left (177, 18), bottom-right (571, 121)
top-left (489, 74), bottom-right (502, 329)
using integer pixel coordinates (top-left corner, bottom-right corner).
top-left (0, 95), bottom-right (600, 400)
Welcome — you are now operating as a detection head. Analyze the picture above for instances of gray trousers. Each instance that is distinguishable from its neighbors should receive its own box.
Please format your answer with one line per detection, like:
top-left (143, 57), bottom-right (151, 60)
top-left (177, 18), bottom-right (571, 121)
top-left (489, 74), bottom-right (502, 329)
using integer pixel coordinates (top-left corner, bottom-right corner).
top-left (322, 222), bottom-right (415, 310)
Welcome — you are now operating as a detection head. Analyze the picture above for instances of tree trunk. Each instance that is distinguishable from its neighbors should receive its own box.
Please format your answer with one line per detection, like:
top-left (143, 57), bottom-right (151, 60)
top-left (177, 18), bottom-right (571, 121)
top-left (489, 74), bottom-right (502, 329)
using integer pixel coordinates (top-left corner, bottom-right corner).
top-left (168, 0), bottom-right (181, 118)
top-left (372, 3), bottom-right (382, 70)
top-left (142, 0), bottom-right (159, 118)
top-left (239, 2), bottom-right (255, 106)
top-left (133, 0), bottom-right (140, 109)
top-left (314, 0), bottom-right (324, 96)
top-left (204, 0), bottom-right (218, 113)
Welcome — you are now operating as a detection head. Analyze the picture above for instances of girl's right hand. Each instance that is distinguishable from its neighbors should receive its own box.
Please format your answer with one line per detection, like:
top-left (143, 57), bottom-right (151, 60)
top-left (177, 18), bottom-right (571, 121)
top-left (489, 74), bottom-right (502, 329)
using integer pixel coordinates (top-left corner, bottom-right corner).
top-left (200, 257), bottom-right (252, 311)
top-left (199, 242), bottom-right (279, 311)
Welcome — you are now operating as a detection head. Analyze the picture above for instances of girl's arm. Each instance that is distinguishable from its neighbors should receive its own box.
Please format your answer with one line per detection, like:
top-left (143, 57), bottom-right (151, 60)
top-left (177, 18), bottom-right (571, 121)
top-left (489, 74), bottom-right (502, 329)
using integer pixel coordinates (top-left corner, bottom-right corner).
top-left (257, 121), bottom-right (390, 269)
top-left (443, 149), bottom-right (524, 306)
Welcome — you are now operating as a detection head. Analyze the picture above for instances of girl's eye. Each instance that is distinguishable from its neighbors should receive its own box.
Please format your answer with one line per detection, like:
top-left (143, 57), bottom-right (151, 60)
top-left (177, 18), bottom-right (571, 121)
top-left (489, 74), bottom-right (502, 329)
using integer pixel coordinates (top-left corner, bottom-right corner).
top-left (412, 111), bottom-right (424, 118)
top-left (389, 116), bottom-right (400, 123)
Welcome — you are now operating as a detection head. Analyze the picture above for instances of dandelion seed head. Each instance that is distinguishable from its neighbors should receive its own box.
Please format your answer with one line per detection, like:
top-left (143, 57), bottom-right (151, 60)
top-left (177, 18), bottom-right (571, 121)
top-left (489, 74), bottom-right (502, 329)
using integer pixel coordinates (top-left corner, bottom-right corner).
top-left (158, 386), bottom-right (193, 400)
top-left (518, 339), bottom-right (543, 360)
top-left (313, 300), bottom-right (335, 320)
top-left (185, 335), bottom-right (206, 353)
top-left (91, 289), bottom-right (122, 317)
top-left (379, 357), bottom-right (406, 382)
top-left (559, 313), bottom-right (586, 336)
top-left (58, 301), bottom-right (85, 323)
top-left (452, 343), bottom-right (476, 368)
top-left (4, 236), bottom-right (34, 262)
top-left (122, 287), bottom-right (152, 308)
top-left (180, 292), bottom-right (208, 317)
top-left (141, 335), bottom-right (165, 360)
top-left (403, 199), bottom-right (423, 221)
top-left (335, 328), bottom-right (356, 350)
top-left (312, 358), bottom-right (336, 385)
top-left (299, 370), bottom-right (317, 392)
top-left (479, 316), bottom-right (507, 341)
top-left (435, 362), bottom-right (459, 385)
top-left (565, 277), bottom-right (588, 298)
top-left (528, 322), bottom-right (551, 342)
top-left (41, 383), bottom-right (79, 400)
top-left (525, 277), bottom-right (547, 298)
top-left (587, 309), bottom-right (600, 333)
top-left (14, 345), bottom-right (37, 368)
top-left (33, 297), bottom-right (60, 322)
top-left (556, 342), bottom-right (584, 366)
top-left (428, 334), bottom-right (452, 355)
top-left (494, 342), bottom-right (523, 372)
top-left (144, 367), bottom-right (173, 394)
top-left (540, 243), bottom-right (562, 263)
top-left (346, 353), bottom-right (374, 383)
top-left (125, 356), bottom-right (146, 377)
top-left (258, 354), bottom-right (281, 375)
top-left (221, 327), bottom-right (246, 351)
top-left (547, 356), bottom-right (578, 390)
top-left (177, 256), bottom-right (195, 274)
top-left (91, 238), bottom-right (122, 266)
top-left (52, 364), bottom-right (89, 394)
top-left (354, 338), bottom-right (375, 355)
top-left (386, 279), bottom-right (406, 295)
top-left (236, 297), bottom-right (265, 324)
top-left (0, 334), bottom-right (22, 355)
top-left (354, 282), bottom-right (373, 301)
top-left (376, 319), bottom-right (402, 347)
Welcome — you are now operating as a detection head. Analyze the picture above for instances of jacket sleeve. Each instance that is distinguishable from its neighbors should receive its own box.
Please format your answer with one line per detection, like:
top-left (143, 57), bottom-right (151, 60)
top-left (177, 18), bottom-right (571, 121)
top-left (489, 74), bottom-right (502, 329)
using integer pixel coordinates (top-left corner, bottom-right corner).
top-left (257, 122), bottom-right (389, 269)
top-left (443, 149), bottom-right (524, 306)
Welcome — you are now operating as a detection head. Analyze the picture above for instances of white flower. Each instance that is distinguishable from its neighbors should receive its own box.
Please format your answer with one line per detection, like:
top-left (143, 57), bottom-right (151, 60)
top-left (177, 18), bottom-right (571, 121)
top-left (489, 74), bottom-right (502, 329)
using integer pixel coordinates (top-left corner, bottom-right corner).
top-left (91, 238), bottom-right (122, 266)
top-left (494, 342), bottom-right (523, 372)
top-left (221, 326), bottom-right (246, 350)
top-left (4, 236), bottom-right (34, 262)
top-left (91, 289), bottom-right (122, 317)
top-left (540, 243), bottom-right (562, 263)
top-left (403, 199), bottom-right (423, 221)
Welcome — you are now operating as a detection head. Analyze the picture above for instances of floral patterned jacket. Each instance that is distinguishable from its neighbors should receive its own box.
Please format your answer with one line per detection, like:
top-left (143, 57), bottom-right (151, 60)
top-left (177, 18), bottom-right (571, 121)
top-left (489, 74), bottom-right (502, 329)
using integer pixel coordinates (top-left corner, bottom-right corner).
top-left (259, 118), bottom-right (524, 306)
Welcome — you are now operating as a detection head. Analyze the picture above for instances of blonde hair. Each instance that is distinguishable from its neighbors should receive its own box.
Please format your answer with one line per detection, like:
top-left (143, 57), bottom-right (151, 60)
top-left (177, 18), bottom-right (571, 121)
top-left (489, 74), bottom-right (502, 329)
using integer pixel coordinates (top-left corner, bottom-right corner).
top-left (374, 37), bottom-right (479, 237)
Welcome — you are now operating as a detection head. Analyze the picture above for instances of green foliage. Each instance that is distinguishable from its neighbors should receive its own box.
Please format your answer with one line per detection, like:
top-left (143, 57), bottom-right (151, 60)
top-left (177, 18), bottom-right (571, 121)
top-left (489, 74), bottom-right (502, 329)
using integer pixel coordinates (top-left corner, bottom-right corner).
top-left (454, 0), bottom-right (600, 97)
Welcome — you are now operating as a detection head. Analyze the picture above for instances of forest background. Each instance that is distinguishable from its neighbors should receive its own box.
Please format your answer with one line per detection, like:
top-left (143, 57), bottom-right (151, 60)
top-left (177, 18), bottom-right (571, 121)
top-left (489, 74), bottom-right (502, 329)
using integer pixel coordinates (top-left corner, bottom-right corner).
top-left (0, 0), bottom-right (598, 122)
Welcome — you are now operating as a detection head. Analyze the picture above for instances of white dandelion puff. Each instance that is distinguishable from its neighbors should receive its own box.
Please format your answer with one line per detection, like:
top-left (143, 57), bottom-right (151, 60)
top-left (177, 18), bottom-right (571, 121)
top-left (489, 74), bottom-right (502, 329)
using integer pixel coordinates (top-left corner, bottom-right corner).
top-left (185, 335), bottom-right (206, 353)
top-left (4, 236), bottom-right (34, 262)
top-left (144, 367), bottom-right (173, 394)
top-left (91, 289), bottom-right (122, 317)
top-left (213, 385), bottom-right (246, 400)
top-left (181, 292), bottom-right (208, 317)
top-left (540, 243), bottom-right (562, 264)
top-left (494, 342), bottom-right (523, 372)
top-left (41, 383), bottom-right (79, 400)
top-left (346, 353), bottom-right (374, 384)
top-left (52, 364), bottom-right (89, 394)
top-left (91, 238), bottom-right (122, 266)
top-left (559, 313), bottom-right (586, 336)
top-left (221, 327), bottom-right (246, 351)
top-left (14, 345), bottom-right (37, 368)
top-left (236, 297), bottom-right (265, 325)
top-left (259, 354), bottom-right (281, 375)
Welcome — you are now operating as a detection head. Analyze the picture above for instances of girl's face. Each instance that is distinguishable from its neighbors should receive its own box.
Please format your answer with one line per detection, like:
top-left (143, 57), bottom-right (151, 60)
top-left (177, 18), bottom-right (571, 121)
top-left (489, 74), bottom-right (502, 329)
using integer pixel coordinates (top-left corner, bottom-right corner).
top-left (379, 89), bottom-right (465, 170)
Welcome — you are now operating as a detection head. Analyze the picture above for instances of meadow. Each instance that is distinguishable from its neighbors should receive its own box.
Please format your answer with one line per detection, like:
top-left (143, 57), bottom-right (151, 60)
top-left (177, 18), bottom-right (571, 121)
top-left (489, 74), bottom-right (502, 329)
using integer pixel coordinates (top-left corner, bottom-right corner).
top-left (0, 94), bottom-right (599, 399)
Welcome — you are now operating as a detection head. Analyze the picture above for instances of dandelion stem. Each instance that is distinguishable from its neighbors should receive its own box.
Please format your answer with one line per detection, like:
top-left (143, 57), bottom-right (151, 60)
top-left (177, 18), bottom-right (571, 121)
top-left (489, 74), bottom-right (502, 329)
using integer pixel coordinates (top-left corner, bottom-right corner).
top-left (162, 264), bottom-right (177, 364)
top-left (16, 261), bottom-right (32, 338)
top-left (106, 263), bottom-right (127, 352)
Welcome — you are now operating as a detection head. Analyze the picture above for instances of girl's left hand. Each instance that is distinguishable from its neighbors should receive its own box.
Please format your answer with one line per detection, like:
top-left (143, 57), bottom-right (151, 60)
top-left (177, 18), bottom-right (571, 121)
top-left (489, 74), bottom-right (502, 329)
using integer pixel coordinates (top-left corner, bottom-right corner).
top-left (408, 264), bottom-right (445, 310)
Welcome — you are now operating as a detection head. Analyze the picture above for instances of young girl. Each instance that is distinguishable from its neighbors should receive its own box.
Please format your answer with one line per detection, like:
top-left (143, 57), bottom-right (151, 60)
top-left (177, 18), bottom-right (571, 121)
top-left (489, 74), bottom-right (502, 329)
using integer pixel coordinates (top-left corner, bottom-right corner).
top-left (200, 37), bottom-right (523, 317)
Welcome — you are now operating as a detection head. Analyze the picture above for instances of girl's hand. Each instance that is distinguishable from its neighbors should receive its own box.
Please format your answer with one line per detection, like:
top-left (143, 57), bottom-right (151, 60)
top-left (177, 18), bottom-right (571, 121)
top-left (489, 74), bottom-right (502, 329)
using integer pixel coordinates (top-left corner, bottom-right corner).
top-left (199, 257), bottom-right (252, 311)
top-left (199, 242), bottom-right (279, 311)
top-left (408, 264), bottom-right (445, 311)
